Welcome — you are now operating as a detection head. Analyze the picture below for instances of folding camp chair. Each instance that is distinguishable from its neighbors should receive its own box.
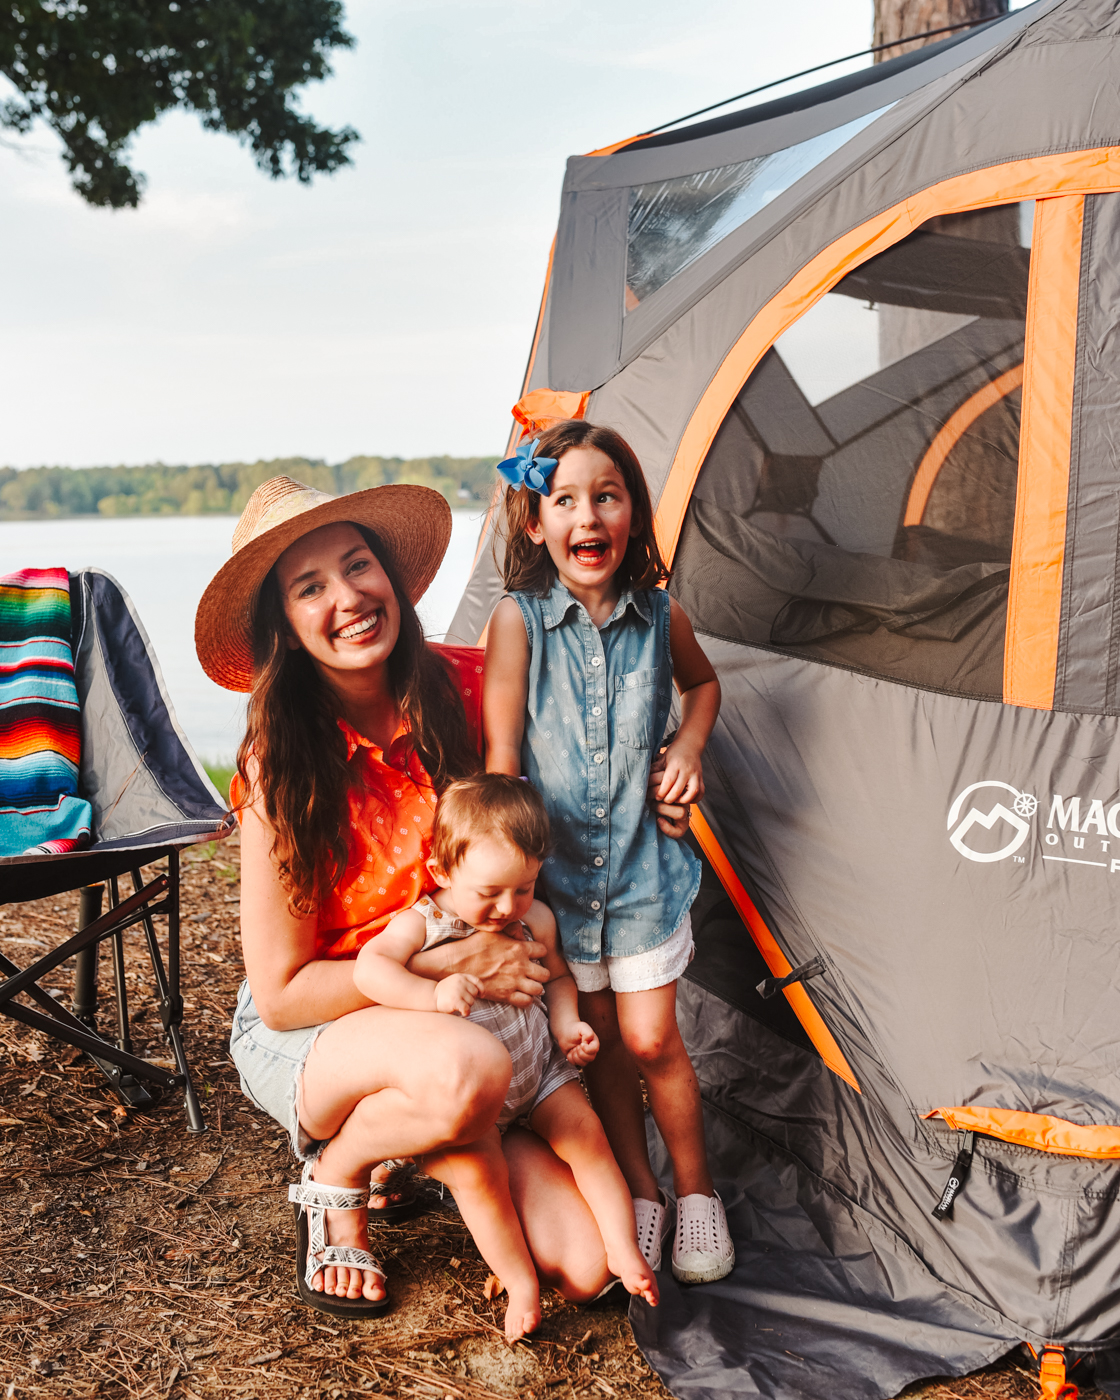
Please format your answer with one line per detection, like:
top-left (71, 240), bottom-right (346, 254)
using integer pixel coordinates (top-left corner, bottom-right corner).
top-left (0, 568), bottom-right (232, 1131)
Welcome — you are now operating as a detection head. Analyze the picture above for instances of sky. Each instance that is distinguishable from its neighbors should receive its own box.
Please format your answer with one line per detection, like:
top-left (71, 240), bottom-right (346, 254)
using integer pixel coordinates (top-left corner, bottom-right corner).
top-left (0, 0), bottom-right (1029, 468)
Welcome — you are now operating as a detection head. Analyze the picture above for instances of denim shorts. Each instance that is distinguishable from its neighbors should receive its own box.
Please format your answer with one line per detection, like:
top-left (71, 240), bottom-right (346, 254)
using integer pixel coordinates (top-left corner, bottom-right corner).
top-left (228, 979), bottom-right (329, 1161)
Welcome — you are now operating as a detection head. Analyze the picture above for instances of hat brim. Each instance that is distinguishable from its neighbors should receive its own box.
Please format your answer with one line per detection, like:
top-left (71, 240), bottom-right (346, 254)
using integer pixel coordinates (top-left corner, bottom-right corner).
top-left (194, 484), bottom-right (453, 693)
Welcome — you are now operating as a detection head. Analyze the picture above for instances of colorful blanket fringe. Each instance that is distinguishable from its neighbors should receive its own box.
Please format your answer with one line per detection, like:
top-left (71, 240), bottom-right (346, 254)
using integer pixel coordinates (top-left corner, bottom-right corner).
top-left (0, 568), bottom-right (92, 856)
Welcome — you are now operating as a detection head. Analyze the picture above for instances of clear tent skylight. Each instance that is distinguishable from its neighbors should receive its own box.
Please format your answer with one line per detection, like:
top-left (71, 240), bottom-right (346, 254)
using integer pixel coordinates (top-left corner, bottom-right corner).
top-left (625, 105), bottom-right (894, 309)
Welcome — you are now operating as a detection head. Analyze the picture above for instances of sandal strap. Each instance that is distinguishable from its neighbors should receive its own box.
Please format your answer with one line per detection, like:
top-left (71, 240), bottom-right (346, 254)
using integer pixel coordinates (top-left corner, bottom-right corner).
top-left (311, 1245), bottom-right (386, 1282)
top-left (289, 1180), bottom-right (366, 1211)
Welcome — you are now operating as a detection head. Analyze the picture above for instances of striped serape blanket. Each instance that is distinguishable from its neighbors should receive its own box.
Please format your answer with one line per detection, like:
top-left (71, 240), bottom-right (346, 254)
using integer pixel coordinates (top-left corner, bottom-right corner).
top-left (0, 567), bottom-right (92, 856)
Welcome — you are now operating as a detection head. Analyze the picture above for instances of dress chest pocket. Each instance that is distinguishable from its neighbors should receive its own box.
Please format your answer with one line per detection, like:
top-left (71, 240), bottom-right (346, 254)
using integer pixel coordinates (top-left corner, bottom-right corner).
top-left (614, 669), bottom-right (657, 749)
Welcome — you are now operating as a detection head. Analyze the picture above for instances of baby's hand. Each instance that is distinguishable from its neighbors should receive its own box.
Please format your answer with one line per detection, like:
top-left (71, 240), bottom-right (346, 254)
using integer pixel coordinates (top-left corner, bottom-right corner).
top-left (655, 740), bottom-right (705, 806)
top-left (558, 1021), bottom-right (600, 1067)
top-left (434, 973), bottom-right (481, 1017)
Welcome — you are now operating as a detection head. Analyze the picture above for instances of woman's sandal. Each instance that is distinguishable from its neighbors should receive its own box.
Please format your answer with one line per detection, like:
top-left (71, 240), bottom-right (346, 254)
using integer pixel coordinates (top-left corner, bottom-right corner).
top-left (368, 1158), bottom-right (420, 1224)
top-left (289, 1163), bottom-right (391, 1318)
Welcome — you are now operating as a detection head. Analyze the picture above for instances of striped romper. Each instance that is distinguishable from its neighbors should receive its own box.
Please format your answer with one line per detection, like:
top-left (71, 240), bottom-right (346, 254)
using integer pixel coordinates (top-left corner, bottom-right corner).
top-left (413, 896), bottom-right (578, 1128)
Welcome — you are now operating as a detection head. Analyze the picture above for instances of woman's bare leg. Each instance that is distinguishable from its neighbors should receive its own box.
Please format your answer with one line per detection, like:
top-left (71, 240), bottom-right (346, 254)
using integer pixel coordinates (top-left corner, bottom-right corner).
top-left (298, 1007), bottom-right (511, 1301)
top-left (577, 990), bottom-right (659, 1201)
top-left (614, 983), bottom-right (714, 1199)
top-left (529, 1086), bottom-right (658, 1306)
top-left (422, 1131), bottom-right (541, 1340)
top-left (501, 1127), bottom-right (614, 1302)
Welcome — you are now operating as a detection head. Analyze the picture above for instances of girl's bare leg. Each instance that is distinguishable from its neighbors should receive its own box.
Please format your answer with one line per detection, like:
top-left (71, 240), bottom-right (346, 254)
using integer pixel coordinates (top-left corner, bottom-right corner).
top-left (501, 1127), bottom-right (614, 1302)
top-left (529, 1086), bottom-right (658, 1306)
top-left (614, 983), bottom-right (714, 1199)
top-left (577, 990), bottom-right (660, 1201)
top-left (422, 1130), bottom-right (541, 1341)
top-left (298, 1007), bottom-right (511, 1302)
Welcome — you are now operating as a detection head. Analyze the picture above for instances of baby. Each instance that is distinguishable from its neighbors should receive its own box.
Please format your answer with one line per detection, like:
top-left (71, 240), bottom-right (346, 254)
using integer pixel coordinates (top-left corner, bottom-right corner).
top-left (354, 772), bottom-right (658, 1338)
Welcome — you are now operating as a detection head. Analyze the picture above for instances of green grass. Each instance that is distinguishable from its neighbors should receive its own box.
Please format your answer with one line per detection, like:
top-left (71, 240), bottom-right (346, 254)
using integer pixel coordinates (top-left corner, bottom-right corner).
top-left (203, 762), bottom-right (236, 805)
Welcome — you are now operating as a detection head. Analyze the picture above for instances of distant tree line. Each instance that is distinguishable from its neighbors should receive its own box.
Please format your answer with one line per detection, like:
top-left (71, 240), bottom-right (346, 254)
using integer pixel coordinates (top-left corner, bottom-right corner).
top-left (0, 456), bottom-right (499, 520)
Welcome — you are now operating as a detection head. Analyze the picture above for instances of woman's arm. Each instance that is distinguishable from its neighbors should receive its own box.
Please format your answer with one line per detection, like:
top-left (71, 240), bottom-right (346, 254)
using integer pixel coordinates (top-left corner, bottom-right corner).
top-left (656, 597), bottom-right (721, 807)
top-left (483, 597), bottom-right (530, 776)
top-left (239, 798), bottom-right (376, 1031)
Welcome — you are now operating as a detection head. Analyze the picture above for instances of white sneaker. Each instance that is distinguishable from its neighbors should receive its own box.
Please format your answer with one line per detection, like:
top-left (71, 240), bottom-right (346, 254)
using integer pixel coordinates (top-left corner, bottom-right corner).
top-left (633, 1191), bottom-right (671, 1271)
top-left (671, 1192), bottom-right (735, 1283)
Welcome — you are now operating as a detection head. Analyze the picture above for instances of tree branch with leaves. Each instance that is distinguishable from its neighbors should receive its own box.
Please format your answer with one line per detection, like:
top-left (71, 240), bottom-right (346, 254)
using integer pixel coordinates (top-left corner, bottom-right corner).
top-left (0, 0), bottom-right (359, 207)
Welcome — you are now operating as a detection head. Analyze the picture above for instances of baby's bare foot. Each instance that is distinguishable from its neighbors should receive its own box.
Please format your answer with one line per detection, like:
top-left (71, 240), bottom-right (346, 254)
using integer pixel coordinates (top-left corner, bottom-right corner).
top-left (502, 1275), bottom-right (541, 1341)
top-left (608, 1243), bottom-right (660, 1308)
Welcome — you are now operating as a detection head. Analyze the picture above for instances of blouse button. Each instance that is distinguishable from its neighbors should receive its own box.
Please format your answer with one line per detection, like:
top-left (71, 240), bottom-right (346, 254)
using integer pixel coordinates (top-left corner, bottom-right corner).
top-left (595, 808), bottom-right (605, 817)
top-left (591, 900), bottom-right (601, 910)
top-left (593, 753), bottom-right (604, 764)
top-left (592, 706), bottom-right (602, 716)
top-left (591, 657), bottom-right (602, 667)
top-left (593, 856), bottom-right (604, 867)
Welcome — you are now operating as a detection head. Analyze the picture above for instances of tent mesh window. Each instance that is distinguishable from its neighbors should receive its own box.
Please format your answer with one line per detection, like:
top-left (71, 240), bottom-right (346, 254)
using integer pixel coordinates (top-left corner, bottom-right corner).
top-left (672, 200), bottom-right (1032, 700)
top-left (624, 107), bottom-right (891, 310)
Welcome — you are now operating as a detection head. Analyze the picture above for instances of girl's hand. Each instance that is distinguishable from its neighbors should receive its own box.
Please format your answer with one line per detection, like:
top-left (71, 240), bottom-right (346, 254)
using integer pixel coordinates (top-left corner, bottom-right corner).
top-left (559, 1021), bottom-right (600, 1066)
top-left (647, 750), bottom-right (691, 839)
top-left (655, 738), bottom-right (705, 806)
top-left (434, 973), bottom-right (482, 1017)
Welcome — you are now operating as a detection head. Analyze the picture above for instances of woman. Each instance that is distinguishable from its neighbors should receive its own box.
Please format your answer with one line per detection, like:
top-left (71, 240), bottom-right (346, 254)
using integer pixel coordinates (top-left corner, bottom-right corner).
top-left (195, 475), bottom-right (620, 1319)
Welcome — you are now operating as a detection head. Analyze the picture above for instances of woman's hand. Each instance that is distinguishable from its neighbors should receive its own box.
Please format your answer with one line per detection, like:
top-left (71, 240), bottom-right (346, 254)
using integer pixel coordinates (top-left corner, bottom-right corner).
top-left (409, 929), bottom-right (549, 1007)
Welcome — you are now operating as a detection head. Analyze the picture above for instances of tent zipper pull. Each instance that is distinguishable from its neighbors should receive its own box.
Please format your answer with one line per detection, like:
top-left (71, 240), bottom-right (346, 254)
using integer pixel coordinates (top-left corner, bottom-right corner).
top-left (756, 955), bottom-right (825, 1000)
top-left (932, 1130), bottom-right (976, 1221)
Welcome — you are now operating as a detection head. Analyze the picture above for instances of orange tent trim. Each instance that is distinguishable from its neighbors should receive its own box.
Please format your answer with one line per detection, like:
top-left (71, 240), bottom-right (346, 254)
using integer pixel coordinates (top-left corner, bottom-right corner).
top-left (902, 363), bottom-right (1024, 528)
top-left (690, 810), bottom-right (860, 1092)
top-left (1003, 195), bottom-right (1085, 710)
top-left (927, 1105), bottom-right (1120, 1159)
top-left (652, 147), bottom-right (1120, 570)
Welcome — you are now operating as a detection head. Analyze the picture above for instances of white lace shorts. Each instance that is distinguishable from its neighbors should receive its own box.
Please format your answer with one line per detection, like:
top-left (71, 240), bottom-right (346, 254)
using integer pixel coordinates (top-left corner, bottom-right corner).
top-left (567, 912), bottom-right (694, 994)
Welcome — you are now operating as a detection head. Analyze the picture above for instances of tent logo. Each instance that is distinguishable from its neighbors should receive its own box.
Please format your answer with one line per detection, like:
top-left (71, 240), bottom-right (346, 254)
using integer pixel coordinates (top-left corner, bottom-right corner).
top-left (947, 781), bottom-right (1037, 864)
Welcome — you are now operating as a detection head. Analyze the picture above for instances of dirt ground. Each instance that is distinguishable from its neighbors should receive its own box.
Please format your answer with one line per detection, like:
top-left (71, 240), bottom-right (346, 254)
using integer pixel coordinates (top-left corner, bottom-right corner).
top-left (0, 836), bottom-right (1101, 1400)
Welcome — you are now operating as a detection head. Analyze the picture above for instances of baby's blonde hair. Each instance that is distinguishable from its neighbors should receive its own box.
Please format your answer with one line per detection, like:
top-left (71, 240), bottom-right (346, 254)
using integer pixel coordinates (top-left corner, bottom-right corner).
top-left (431, 773), bottom-right (551, 873)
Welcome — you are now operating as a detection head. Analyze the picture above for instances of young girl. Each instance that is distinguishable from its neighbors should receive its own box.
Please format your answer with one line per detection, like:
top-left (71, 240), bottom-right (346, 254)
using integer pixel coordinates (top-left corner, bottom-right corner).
top-left (483, 419), bottom-right (733, 1284)
top-left (354, 772), bottom-right (659, 1339)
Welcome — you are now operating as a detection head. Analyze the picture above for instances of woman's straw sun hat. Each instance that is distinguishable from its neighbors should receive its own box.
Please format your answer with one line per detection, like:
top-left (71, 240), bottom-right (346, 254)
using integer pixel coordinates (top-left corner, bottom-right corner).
top-left (195, 475), bottom-right (453, 693)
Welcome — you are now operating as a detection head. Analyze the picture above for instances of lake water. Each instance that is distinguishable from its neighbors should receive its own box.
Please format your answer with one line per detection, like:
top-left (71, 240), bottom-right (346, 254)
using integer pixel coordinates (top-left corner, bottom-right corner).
top-left (0, 512), bottom-right (486, 762)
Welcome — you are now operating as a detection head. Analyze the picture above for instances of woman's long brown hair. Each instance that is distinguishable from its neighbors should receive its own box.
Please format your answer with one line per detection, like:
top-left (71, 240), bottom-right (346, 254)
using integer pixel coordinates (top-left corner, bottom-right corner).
top-left (496, 419), bottom-right (669, 595)
top-left (235, 525), bottom-right (478, 915)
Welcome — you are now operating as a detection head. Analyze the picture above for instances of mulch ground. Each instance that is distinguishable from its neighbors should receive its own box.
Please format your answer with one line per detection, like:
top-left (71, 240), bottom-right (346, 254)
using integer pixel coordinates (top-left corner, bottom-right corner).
top-left (0, 836), bottom-right (1100, 1399)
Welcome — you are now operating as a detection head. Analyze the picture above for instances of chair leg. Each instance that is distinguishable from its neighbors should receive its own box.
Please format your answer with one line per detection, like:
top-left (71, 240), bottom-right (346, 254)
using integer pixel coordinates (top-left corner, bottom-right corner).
top-left (133, 855), bottom-right (207, 1134)
top-left (71, 884), bottom-right (104, 1028)
top-left (73, 878), bottom-right (154, 1110)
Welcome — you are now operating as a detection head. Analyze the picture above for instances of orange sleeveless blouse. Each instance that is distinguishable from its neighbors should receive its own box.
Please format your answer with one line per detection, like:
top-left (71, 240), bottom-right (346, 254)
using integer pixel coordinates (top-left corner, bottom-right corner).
top-left (232, 644), bottom-right (484, 960)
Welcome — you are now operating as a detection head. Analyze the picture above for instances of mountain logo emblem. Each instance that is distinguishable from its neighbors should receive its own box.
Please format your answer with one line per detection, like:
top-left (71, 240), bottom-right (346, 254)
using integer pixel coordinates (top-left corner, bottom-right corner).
top-left (947, 781), bottom-right (1037, 864)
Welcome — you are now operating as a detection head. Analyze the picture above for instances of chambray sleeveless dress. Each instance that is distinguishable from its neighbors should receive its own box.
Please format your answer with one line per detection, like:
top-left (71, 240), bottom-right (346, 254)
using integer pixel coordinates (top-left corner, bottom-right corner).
top-left (414, 897), bottom-right (578, 1127)
top-left (510, 582), bottom-right (700, 969)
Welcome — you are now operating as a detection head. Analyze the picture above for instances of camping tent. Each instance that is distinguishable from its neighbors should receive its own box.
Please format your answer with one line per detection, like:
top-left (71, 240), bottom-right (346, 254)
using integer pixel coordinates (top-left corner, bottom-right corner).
top-left (449, 2), bottom-right (1120, 1396)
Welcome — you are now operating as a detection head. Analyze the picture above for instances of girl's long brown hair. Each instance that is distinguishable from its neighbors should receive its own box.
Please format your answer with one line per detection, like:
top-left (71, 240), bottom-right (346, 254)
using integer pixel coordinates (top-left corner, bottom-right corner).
top-left (235, 524), bottom-right (478, 914)
top-left (496, 419), bottom-right (669, 596)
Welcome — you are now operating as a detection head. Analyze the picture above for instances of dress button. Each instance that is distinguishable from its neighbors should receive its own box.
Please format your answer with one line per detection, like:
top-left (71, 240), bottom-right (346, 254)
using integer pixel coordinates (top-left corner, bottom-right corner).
top-left (592, 706), bottom-right (602, 716)
top-left (595, 808), bottom-right (605, 818)
top-left (591, 657), bottom-right (602, 667)
top-left (591, 901), bottom-right (601, 910)
top-left (593, 856), bottom-right (604, 866)
top-left (594, 753), bottom-right (604, 764)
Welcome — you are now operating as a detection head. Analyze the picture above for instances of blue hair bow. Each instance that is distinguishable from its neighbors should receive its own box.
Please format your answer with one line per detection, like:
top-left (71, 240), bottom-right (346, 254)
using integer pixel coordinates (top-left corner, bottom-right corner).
top-left (496, 438), bottom-right (558, 496)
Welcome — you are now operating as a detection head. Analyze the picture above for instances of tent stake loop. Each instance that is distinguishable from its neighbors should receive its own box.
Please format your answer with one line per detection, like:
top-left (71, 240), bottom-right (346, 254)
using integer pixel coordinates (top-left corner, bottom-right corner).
top-left (756, 955), bottom-right (825, 1000)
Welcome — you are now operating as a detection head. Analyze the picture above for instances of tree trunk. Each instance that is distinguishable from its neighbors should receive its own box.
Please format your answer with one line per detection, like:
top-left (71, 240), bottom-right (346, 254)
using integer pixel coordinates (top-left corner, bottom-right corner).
top-left (873, 0), bottom-right (1008, 63)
